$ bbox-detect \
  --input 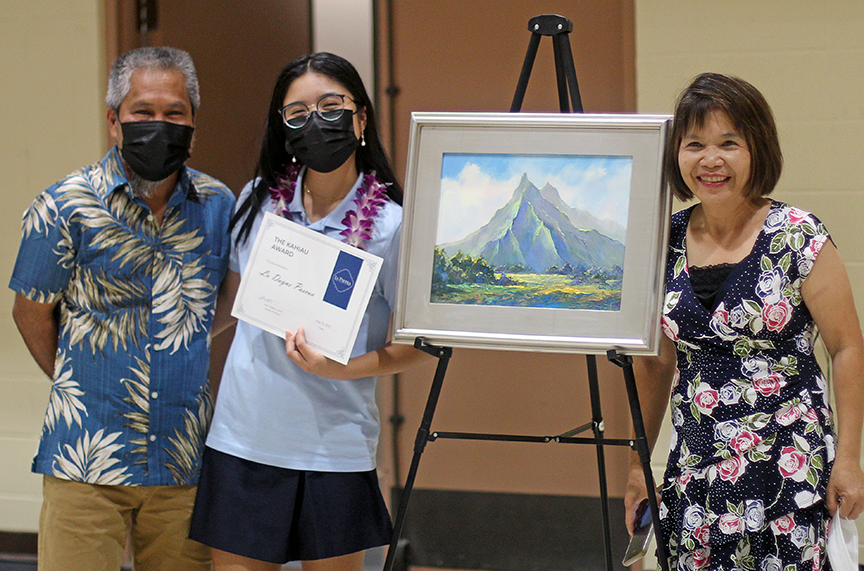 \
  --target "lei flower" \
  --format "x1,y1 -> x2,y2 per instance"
269,165 -> 389,250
